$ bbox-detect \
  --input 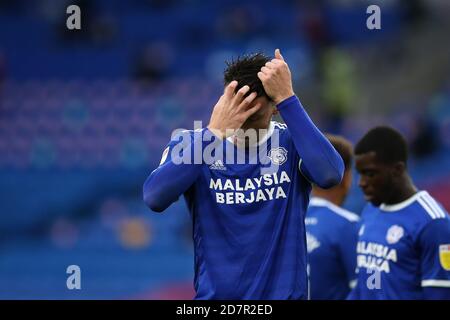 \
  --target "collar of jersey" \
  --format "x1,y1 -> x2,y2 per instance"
379,190 -> 427,212
310,197 -> 337,208
226,121 -> 275,148
310,197 -> 348,215
309,197 -> 359,222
